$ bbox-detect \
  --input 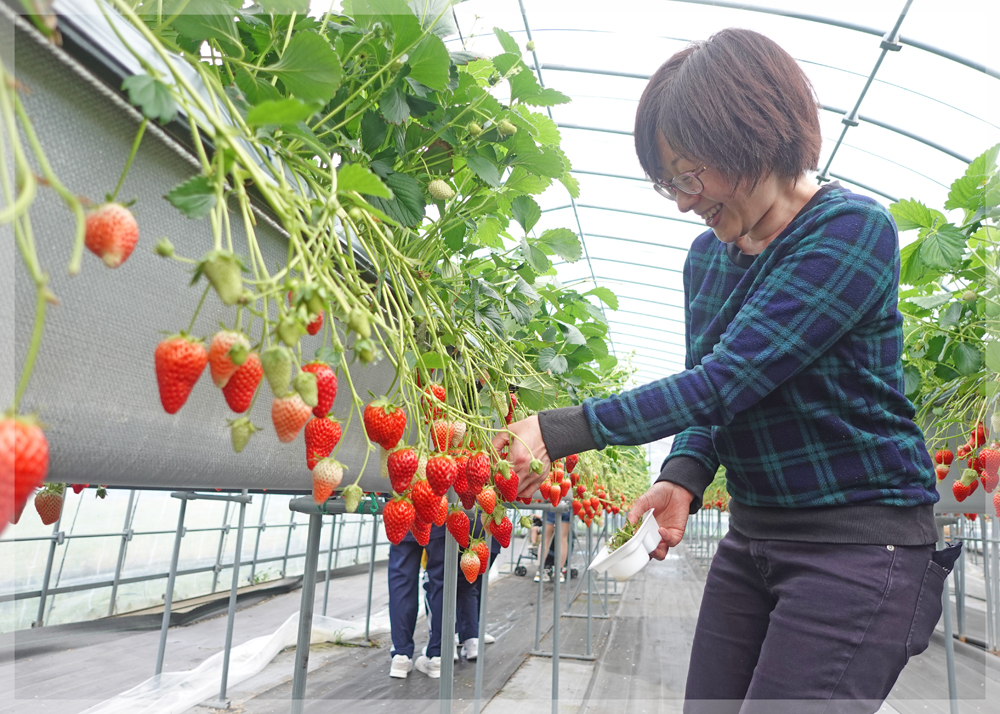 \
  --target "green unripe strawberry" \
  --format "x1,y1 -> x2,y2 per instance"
154,237 -> 175,257
348,206 -> 365,222
530,458 -> 544,474
520,515 -> 533,529
348,308 -> 372,339
497,120 -> 517,137
262,345 -> 294,396
525,40 -> 536,51
496,460 -> 511,477
962,289 -> 978,302
354,338 -> 377,364
277,315 -> 306,347
294,370 -> 319,407
229,417 -> 258,453
467,122 -> 483,138
427,179 -> 456,201
342,484 -> 363,513
198,250 -> 244,305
